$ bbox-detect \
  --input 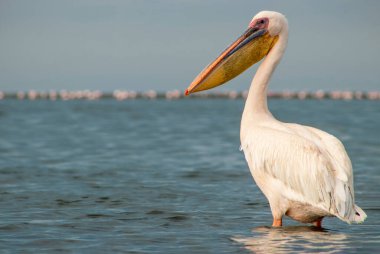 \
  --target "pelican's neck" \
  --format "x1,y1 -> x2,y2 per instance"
243,31 -> 288,122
